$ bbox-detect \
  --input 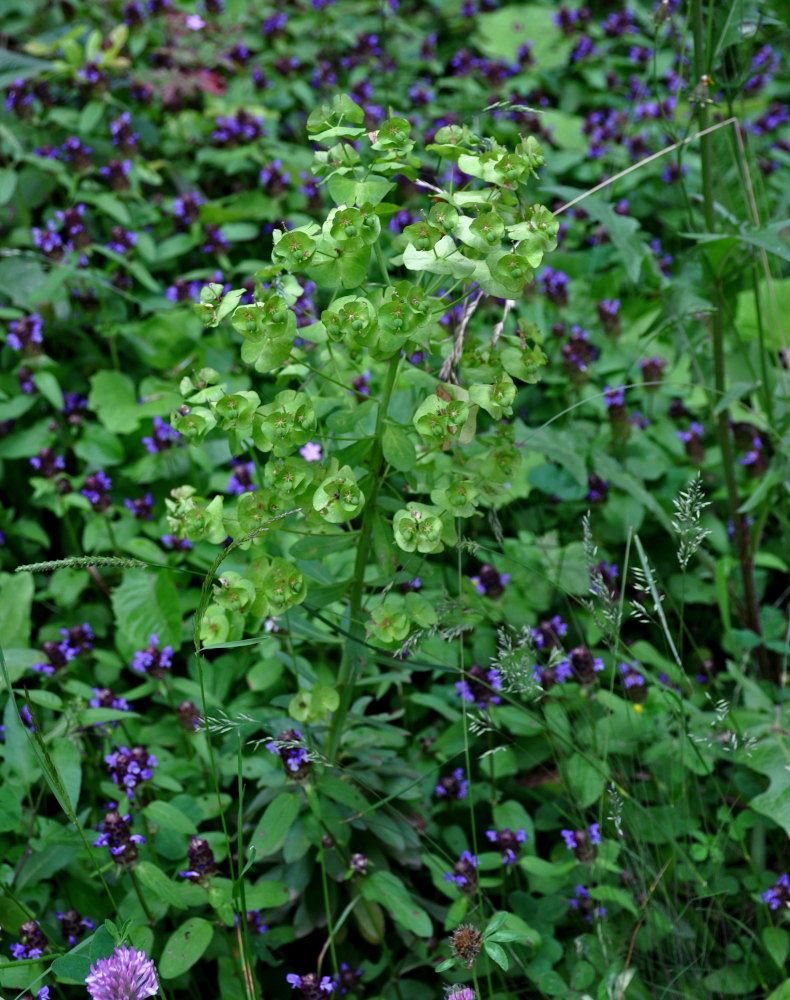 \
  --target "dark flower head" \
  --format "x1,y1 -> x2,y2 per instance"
236,909 -> 268,934
131,632 -> 173,679
7,313 -> 44,353
57,908 -> 95,946
586,473 -> 608,503
286,973 -> 337,999
569,645 -> 604,684
179,836 -> 217,883
763,874 -> 790,910
561,823 -> 600,860
32,637 -> 78,676
227,461 -> 257,494
142,416 -> 181,454
470,564 -> 510,598
450,924 -> 483,968
125,493 -> 154,520
486,827 -> 527,865
177,700 -> 201,730
93,810 -> 146,865
10,920 -> 48,960
569,884 -> 606,921
531,615 -> 567,650
266,728 -> 311,780
105,745 -> 158,799
81,470 -> 112,511
85,945 -> 159,1000
435,767 -> 468,800
456,664 -> 502,709
443,850 -> 478,892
